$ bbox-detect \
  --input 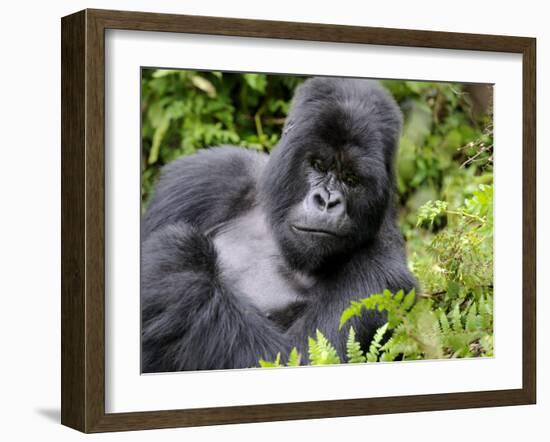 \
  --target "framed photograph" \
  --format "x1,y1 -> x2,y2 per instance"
61,9 -> 536,433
